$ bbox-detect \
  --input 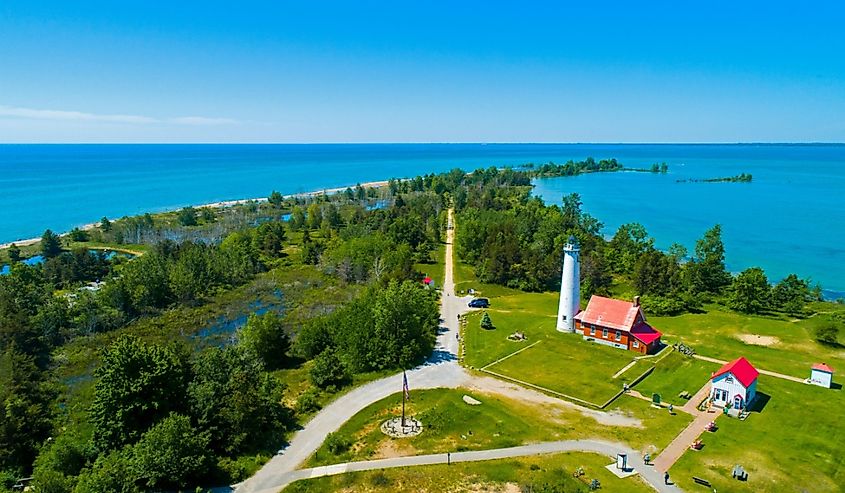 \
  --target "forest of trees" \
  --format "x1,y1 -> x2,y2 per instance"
0,182 -> 444,491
